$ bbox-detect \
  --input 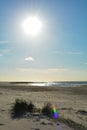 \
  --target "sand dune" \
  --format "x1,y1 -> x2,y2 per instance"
0,83 -> 87,130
